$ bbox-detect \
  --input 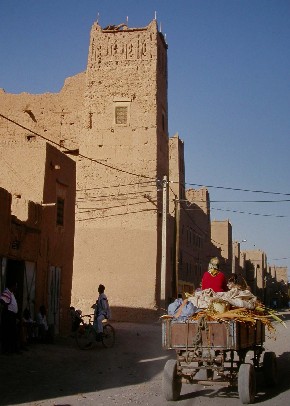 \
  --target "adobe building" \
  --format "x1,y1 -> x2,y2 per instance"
2,17 -> 274,321
210,219 -> 233,277
0,18 -> 219,319
73,19 -> 172,319
0,187 -> 11,254
266,265 -> 289,307
0,138 -> 76,334
183,188 -> 212,290
232,241 -> 246,276
0,19 -> 174,321
168,136 -> 213,295
243,249 -> 267,300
